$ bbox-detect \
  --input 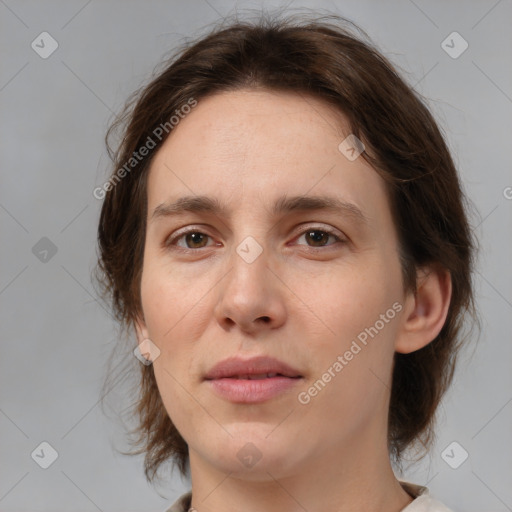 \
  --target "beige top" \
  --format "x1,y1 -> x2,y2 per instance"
163,481 -> 454,512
